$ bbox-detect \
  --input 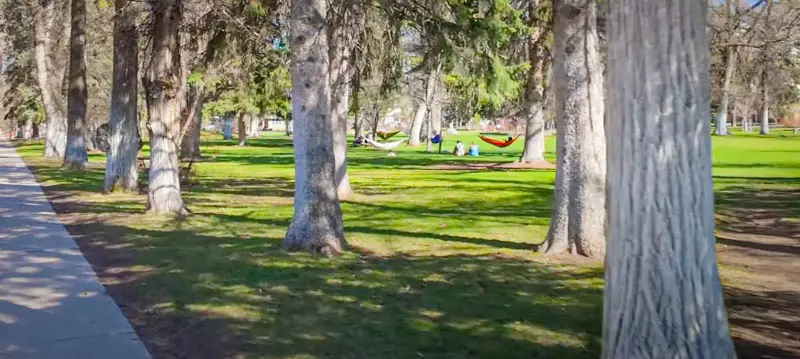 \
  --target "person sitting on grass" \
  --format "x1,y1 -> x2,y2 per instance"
453,140 -> 466,156
468,142 -> 479,156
